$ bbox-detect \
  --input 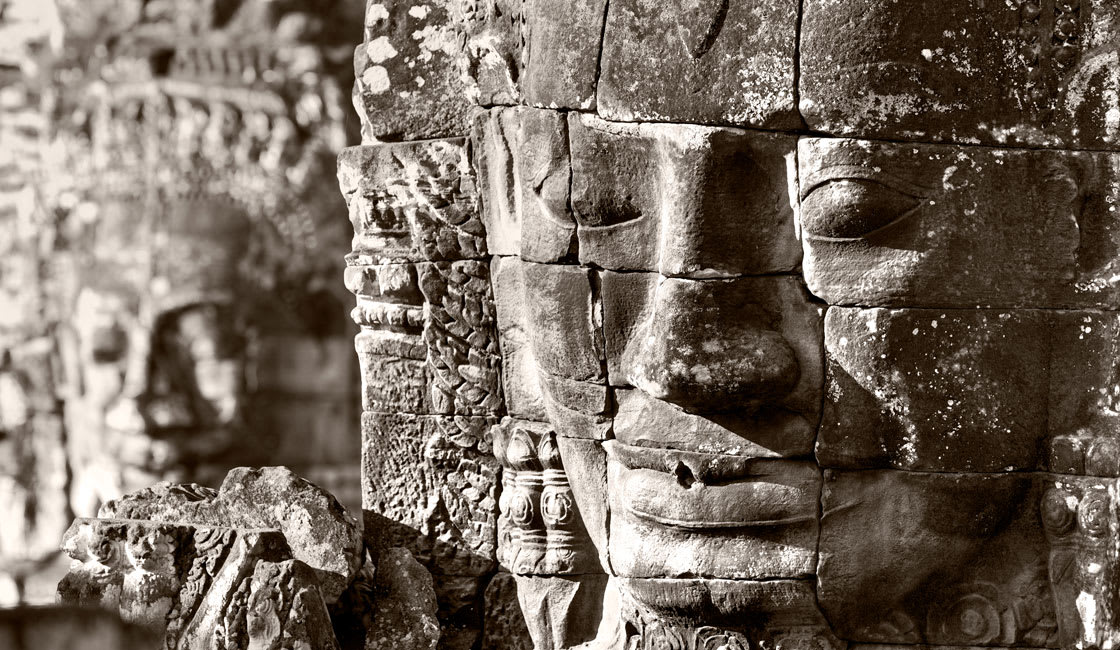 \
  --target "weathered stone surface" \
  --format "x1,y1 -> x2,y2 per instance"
1042,475 -> 1120,650
569,114 -> 801,275
520,0 -> 607,110
354,1 -> 471,141
520,262 -> 604,383
490,256 -> 547,420
59,518 -> 338,649
99,466 -> 362,605
600,273 -> 822,449
473,107 -> 576,263
607,441 -> 820,580
800,138 -> 1120,308
618,578 -> 839,650
361,412 -> 499,577
800,0 -> 1120,149
0,606 -> 159,650
597,0 -> 800,129
513,574 -> 609,650
418,261 -> 504,416
822,307 -> 1120,474
338,141 -> 486,263
818,470 -> 1055,646
493,419 -> 601,576
366,547 -> 440,650
481,572 -> 535,650
553,437 -> 610,573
